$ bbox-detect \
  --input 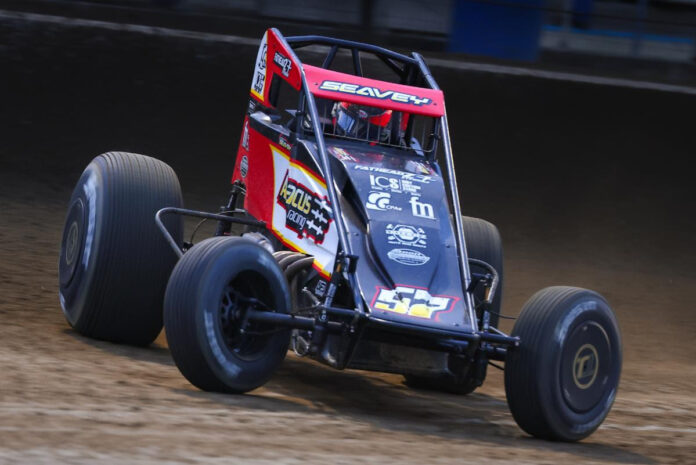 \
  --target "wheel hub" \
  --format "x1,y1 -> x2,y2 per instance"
59,199 -> 85,287
561,321 -> 612,413
219,284 -> 274,362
